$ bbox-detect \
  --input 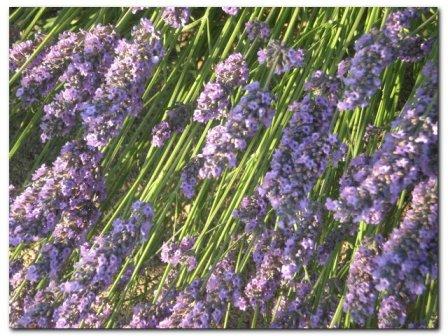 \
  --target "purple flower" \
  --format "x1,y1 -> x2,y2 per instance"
9,32 -> 45,72
215,53 -> 249,88
338,8 -> 431,111
257,40 -> 305,74
378,295 -> 407,328
193,82 -> 229,122
222,7 -> 239,16
344,236 -> 383,326
193,53 -> 248,123
81,19 -> 164,148
9,140 -> 105,247
161,236 -> 197,271
162,7 -> 190,28
327,61 -> 438,225
188,82 -> 275,194
245,20 -> 271,41
17,31 -> 84,105
373,177 -> 438,297
53,201 -> 153,328
40,25 -> 118,142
